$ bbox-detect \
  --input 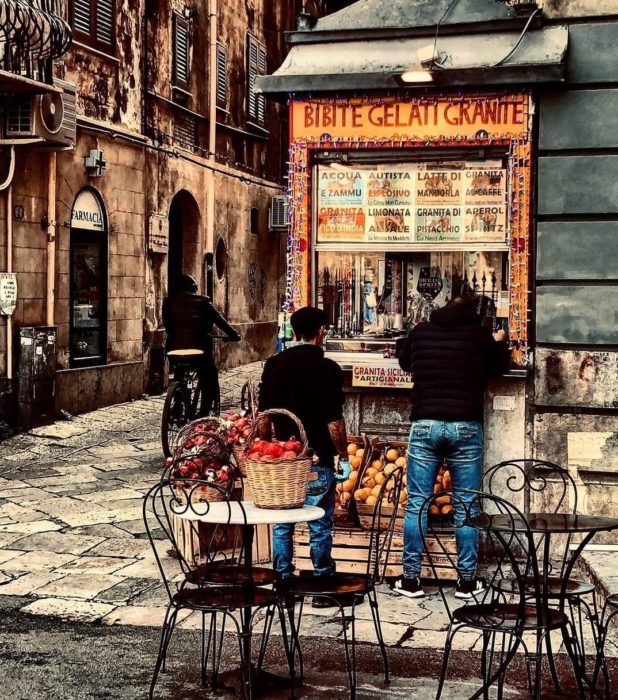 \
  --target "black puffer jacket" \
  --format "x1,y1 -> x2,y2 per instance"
398,303 -> 510,422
